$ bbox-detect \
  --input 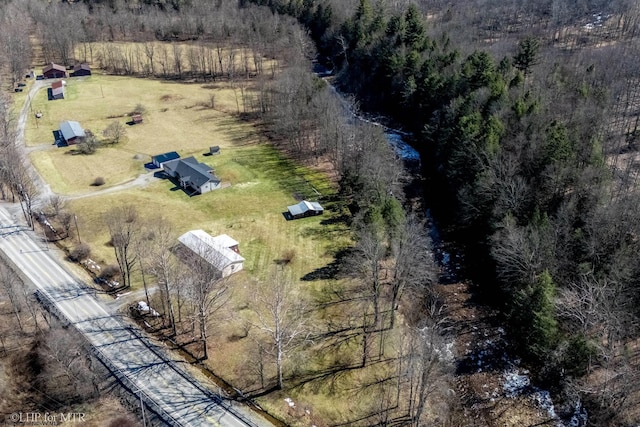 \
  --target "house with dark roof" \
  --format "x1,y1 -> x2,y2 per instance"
42,63 -> 67,79
51,81 -> 65,100
151,151 -> 180,168
71,63 -> 91,77
287,200 -> 324,219
178,230 -> 245,277
163,156 -> 221,195
58,121 -> 85,145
